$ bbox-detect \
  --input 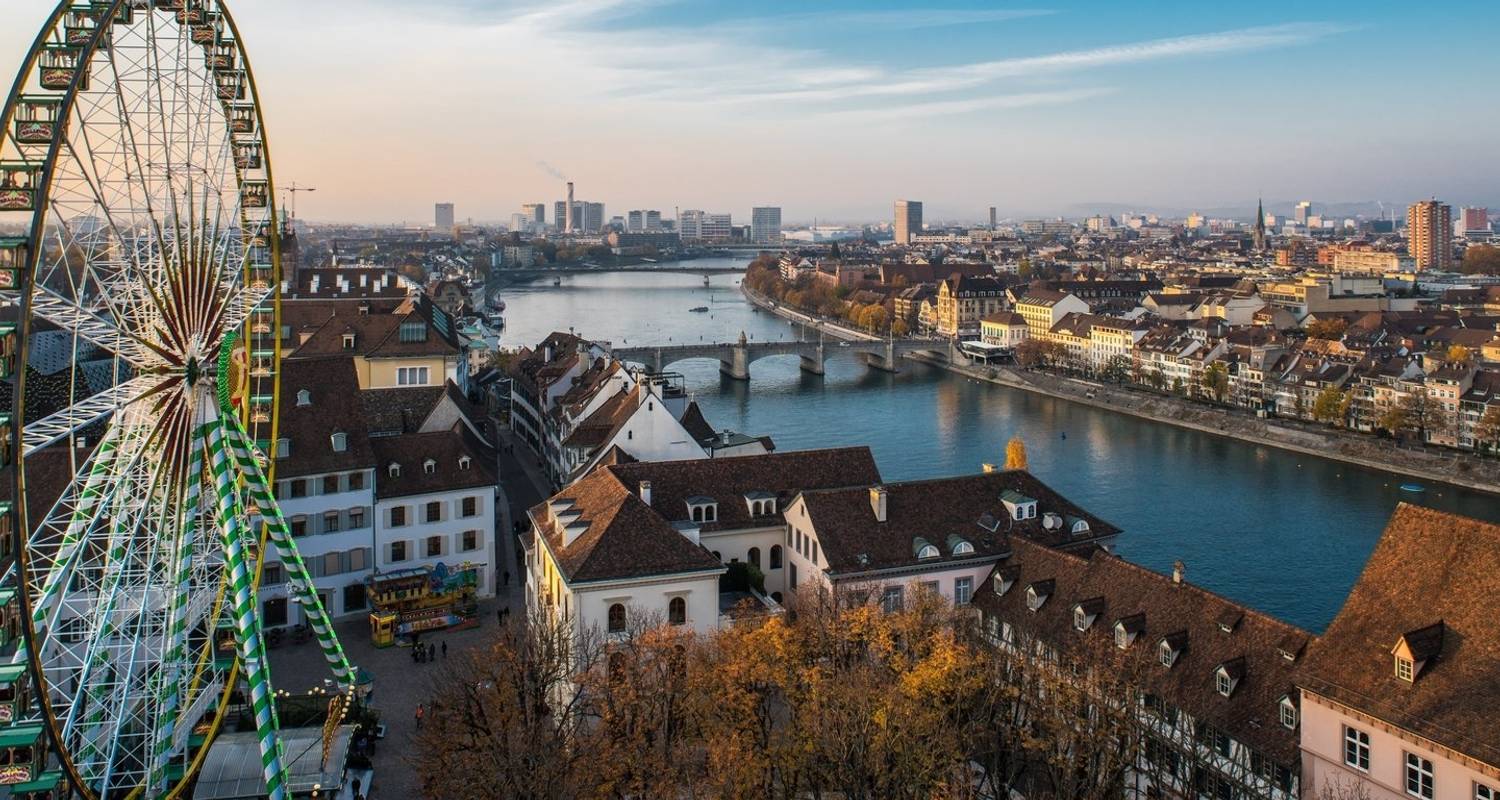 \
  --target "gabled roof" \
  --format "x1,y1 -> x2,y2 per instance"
277,359 -> 376,478
974,537 -> 1310,765
1300,504 -> 1500,767
369,427 -> 494,499
796,470 -> 1120,575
